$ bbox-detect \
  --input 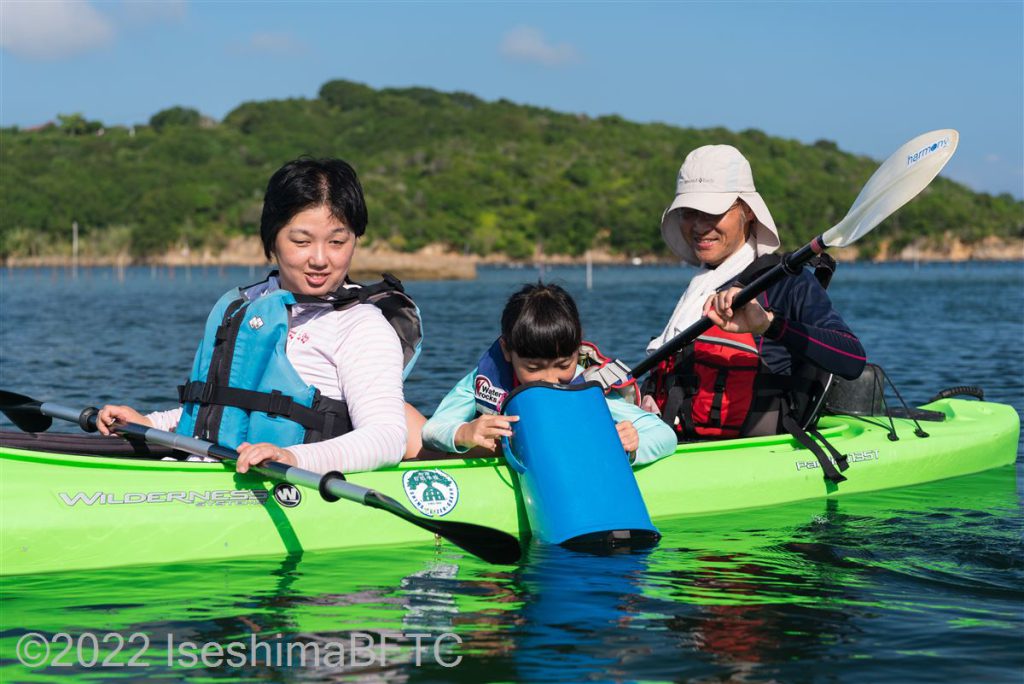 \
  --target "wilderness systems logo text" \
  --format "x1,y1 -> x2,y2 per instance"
58,489 -> 270,507
906,137 -> 951,167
